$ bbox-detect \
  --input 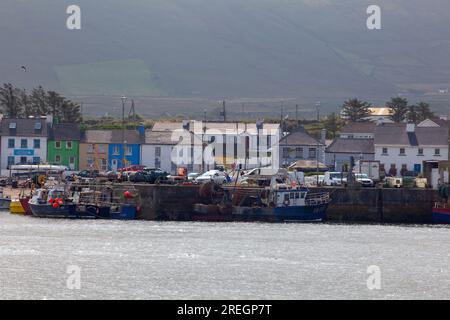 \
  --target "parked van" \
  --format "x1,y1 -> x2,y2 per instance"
323,172 -> 347,186
385,177 -> 403,188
